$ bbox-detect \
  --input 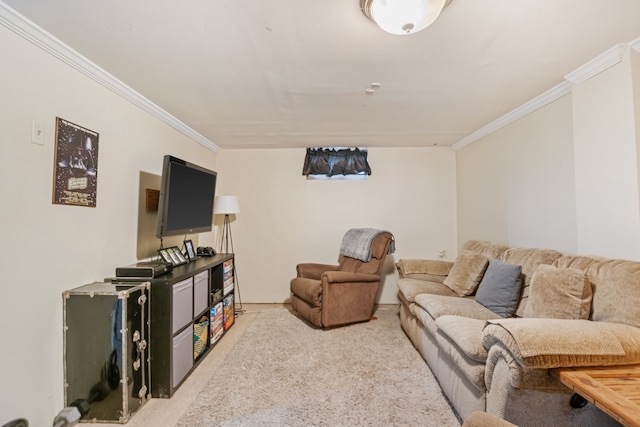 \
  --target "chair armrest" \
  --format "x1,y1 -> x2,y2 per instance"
396,259 -> 454,282
296,263 -> 340,279
482,318 -> 640,369
323,271 -> 379,284
320,272 -> 381,328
